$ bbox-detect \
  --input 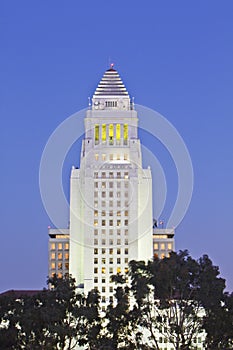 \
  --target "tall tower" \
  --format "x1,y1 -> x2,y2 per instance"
69,66 -> 153,304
